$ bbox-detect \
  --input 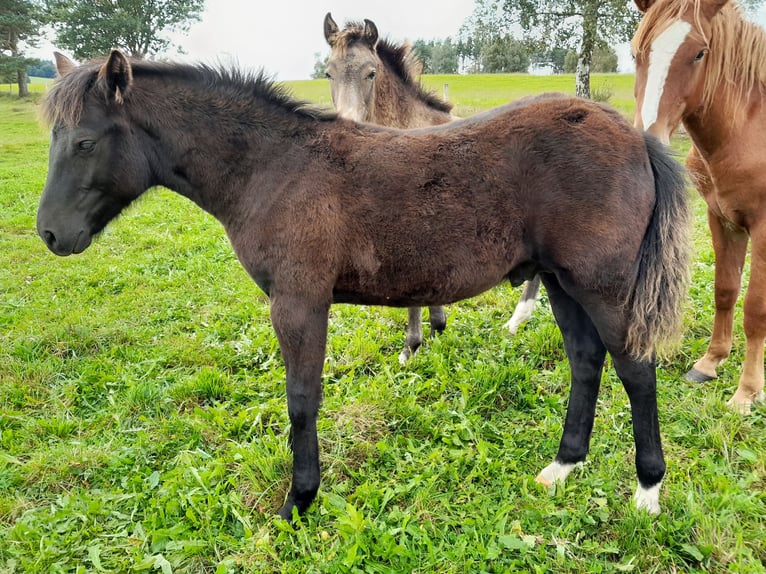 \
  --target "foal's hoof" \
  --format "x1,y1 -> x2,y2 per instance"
633,483 -> 661,515
535,461 -> 577,488
685,368 -> 715,383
